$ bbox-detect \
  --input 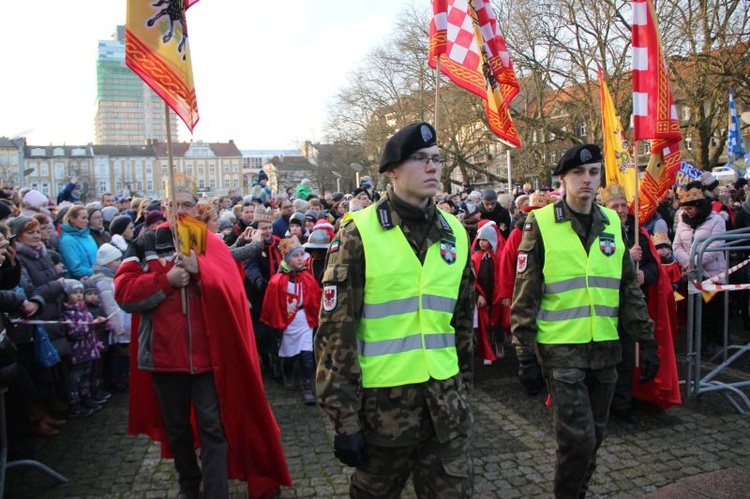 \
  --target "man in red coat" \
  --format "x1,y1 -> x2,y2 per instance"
115,177 -> 290,499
